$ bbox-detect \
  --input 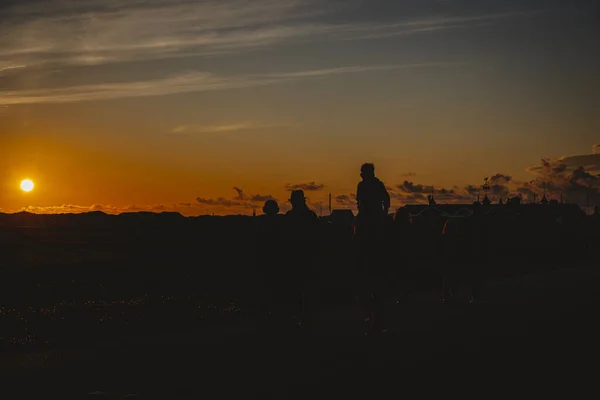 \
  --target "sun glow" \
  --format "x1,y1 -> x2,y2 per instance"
20,179 -> 34,192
